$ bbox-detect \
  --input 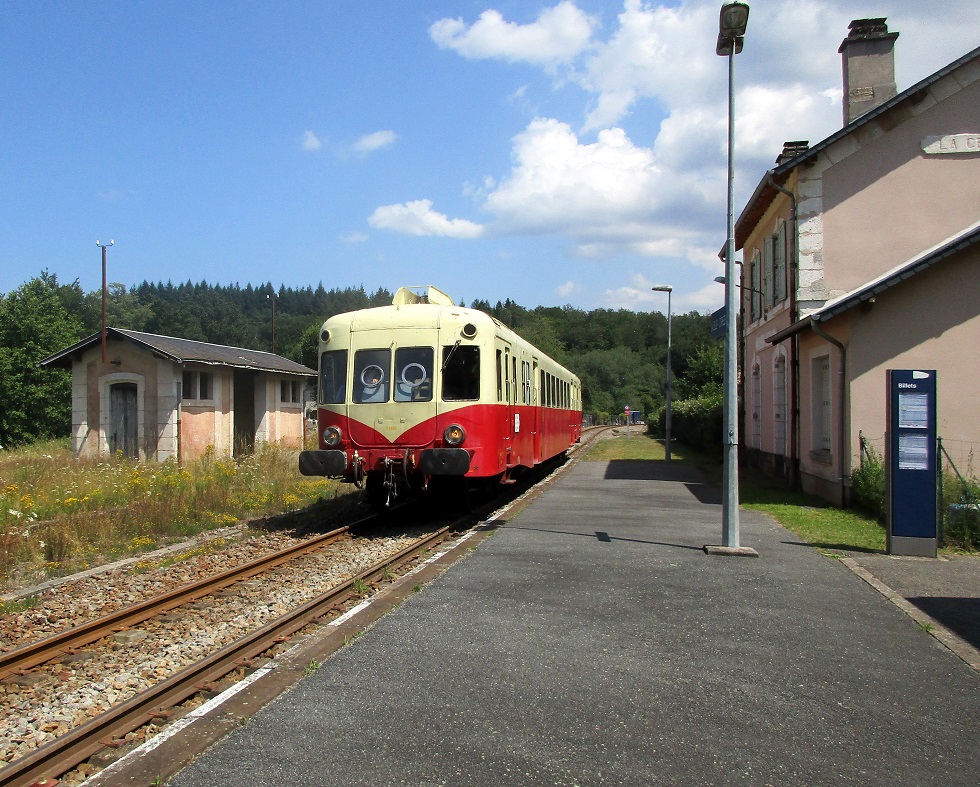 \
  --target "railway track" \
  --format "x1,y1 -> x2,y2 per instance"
0,523 -> 456,787
0,524 -> 355,682
0,426 -> 613,787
